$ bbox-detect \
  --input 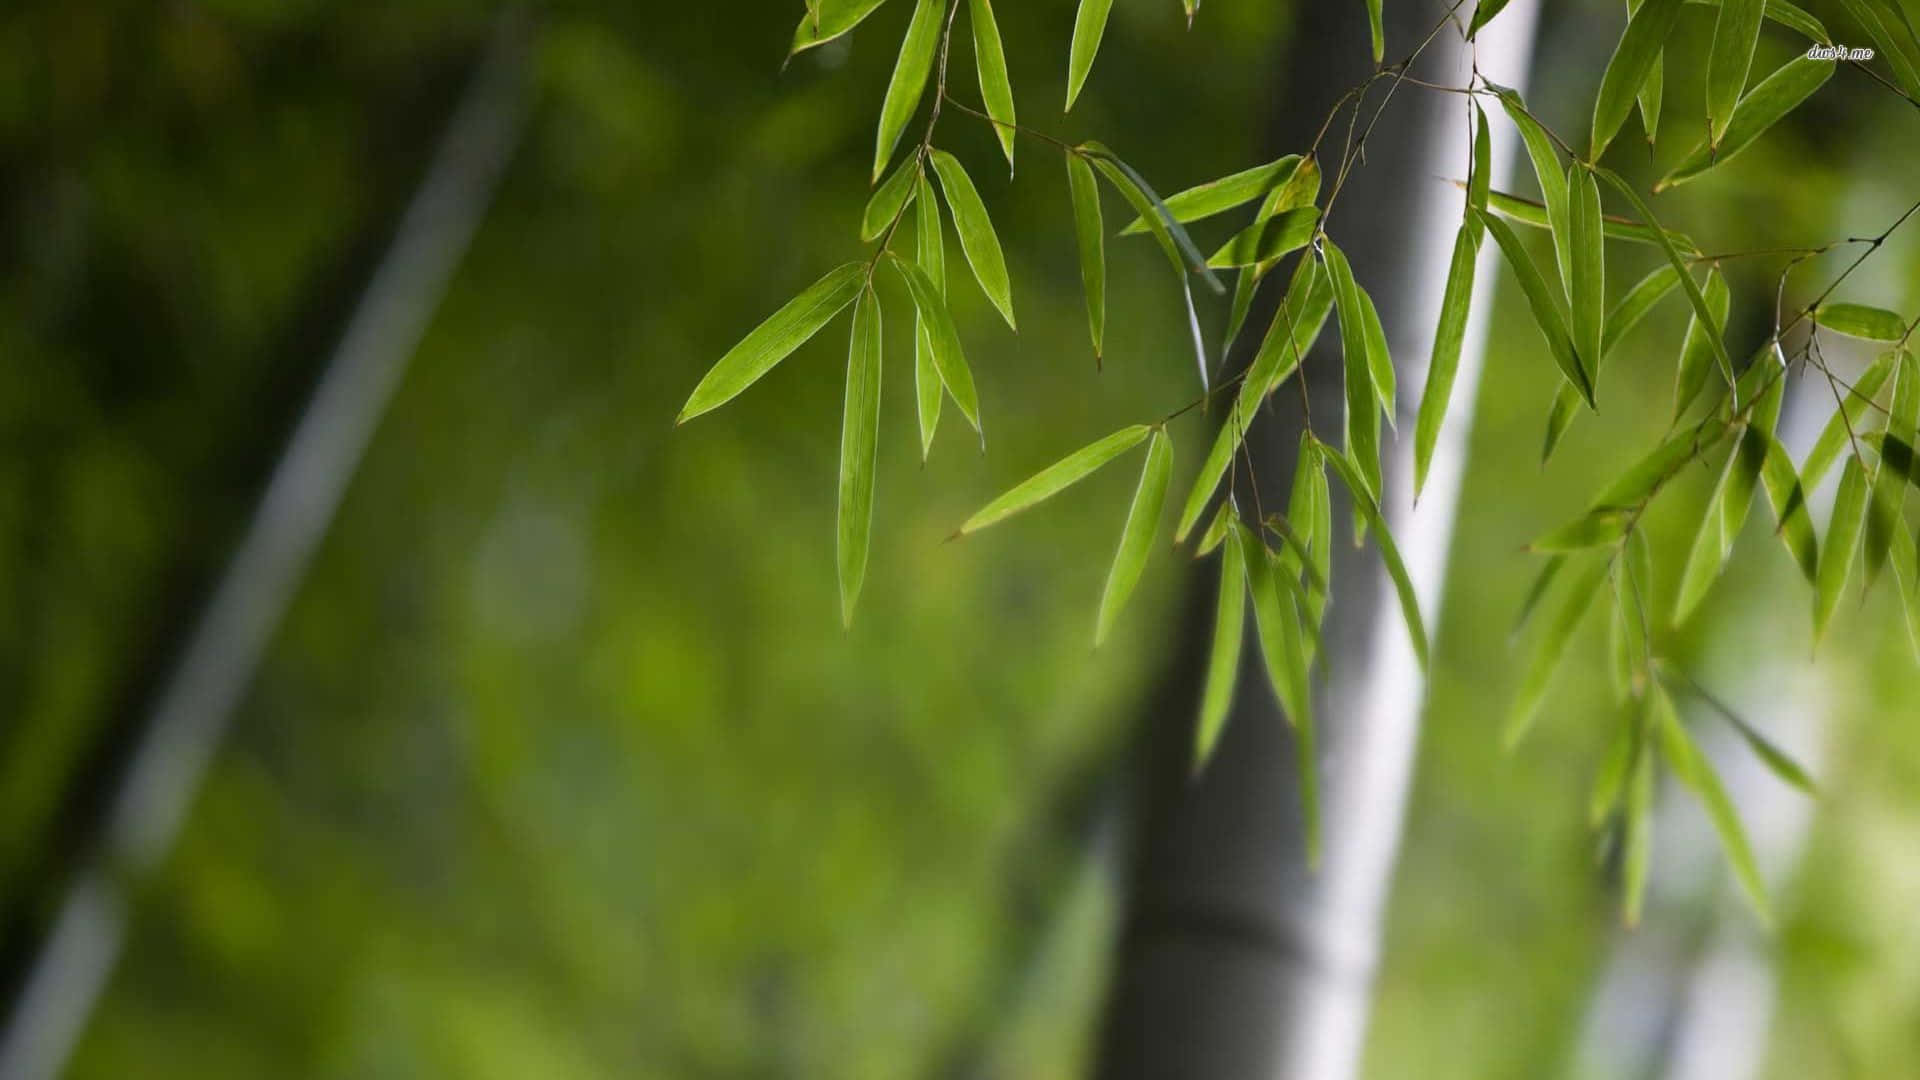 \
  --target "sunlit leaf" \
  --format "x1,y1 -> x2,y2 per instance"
959,425 -> 1152,533
1758,430 -> 1820,581
1592,0 -> 1685,159
1121,155 -> 1303,234
1359,283 -> 1395,430
1567,164 -> 1606,388
1096,430 -> 1172,645
839,287 -> 884,625
1066,0 -> 1116,111
1651,682 -> 1771,924
1674,427 -> 1767,623
873,0 -> 945,183
1195,527 -> 1248,771
1477,208 -> 1593,406
1656,56 -> 1833,189
1067,153 -> 1106,361
1207,207 -> 1321,268
1816,301 -> 1908,342
791,0 -> 891,54
1707,0 -> 1764,145
969,0 -> 1017,171
1084,145 -> 1225,291
863,156 -> 921,241
1324,241 -> 1384,502
929,149 -> 1018,330
1672,268 -> 1730,420
680,262 -> 866,423
1814,454 -> 1869,643
890,254 -> 982,434
1507,555 -> 1610,747
1195,500 -> 1234,557
1417,223 -> 1479,496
